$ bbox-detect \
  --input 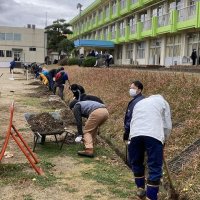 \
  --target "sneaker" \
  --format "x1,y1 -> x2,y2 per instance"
136,188 -> 146,200
75,135 -> 83,143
